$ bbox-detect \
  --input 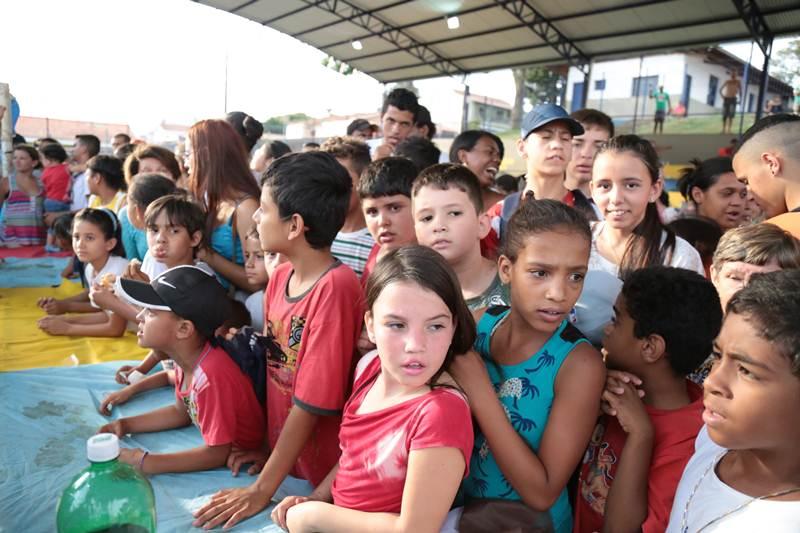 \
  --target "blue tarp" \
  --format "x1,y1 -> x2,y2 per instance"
0,256 -> 71,288
0,362 -> 307,532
